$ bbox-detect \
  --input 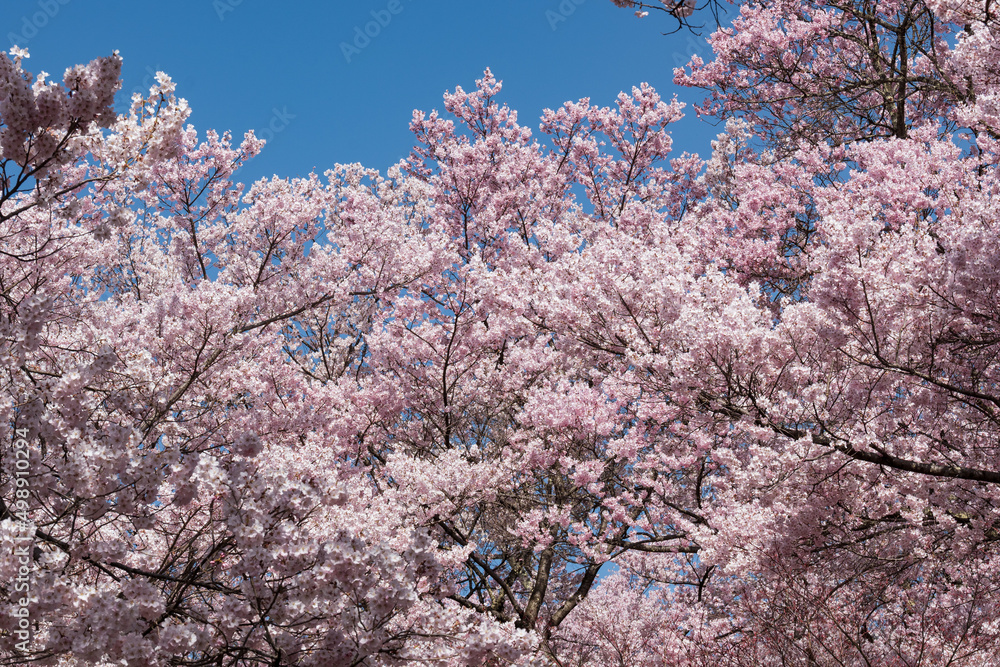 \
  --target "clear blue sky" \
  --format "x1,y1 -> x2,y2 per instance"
5,0 -> 726,185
